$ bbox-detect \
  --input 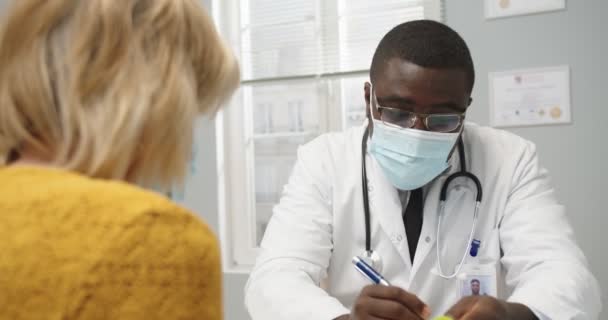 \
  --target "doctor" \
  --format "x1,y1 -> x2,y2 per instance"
245,20 -> 601,320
